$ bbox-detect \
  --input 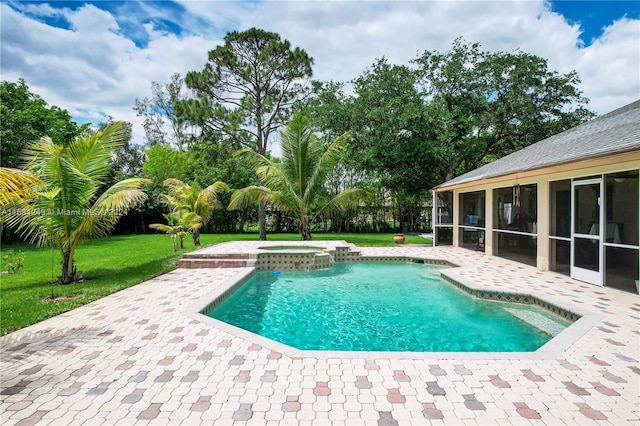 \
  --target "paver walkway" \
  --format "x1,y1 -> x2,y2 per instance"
1,243 -> 638,425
